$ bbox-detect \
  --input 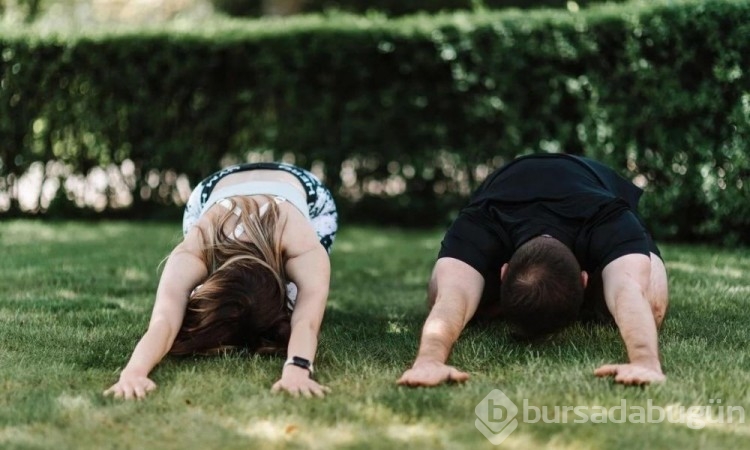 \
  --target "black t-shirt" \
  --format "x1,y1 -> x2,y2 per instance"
438,153 -> 659,302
